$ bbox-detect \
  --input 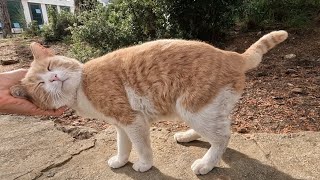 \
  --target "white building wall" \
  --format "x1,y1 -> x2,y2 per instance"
21,0 -> 74,26
21,0 -> 32,25
40,3 -> 48,24
99,0 -> 109,6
